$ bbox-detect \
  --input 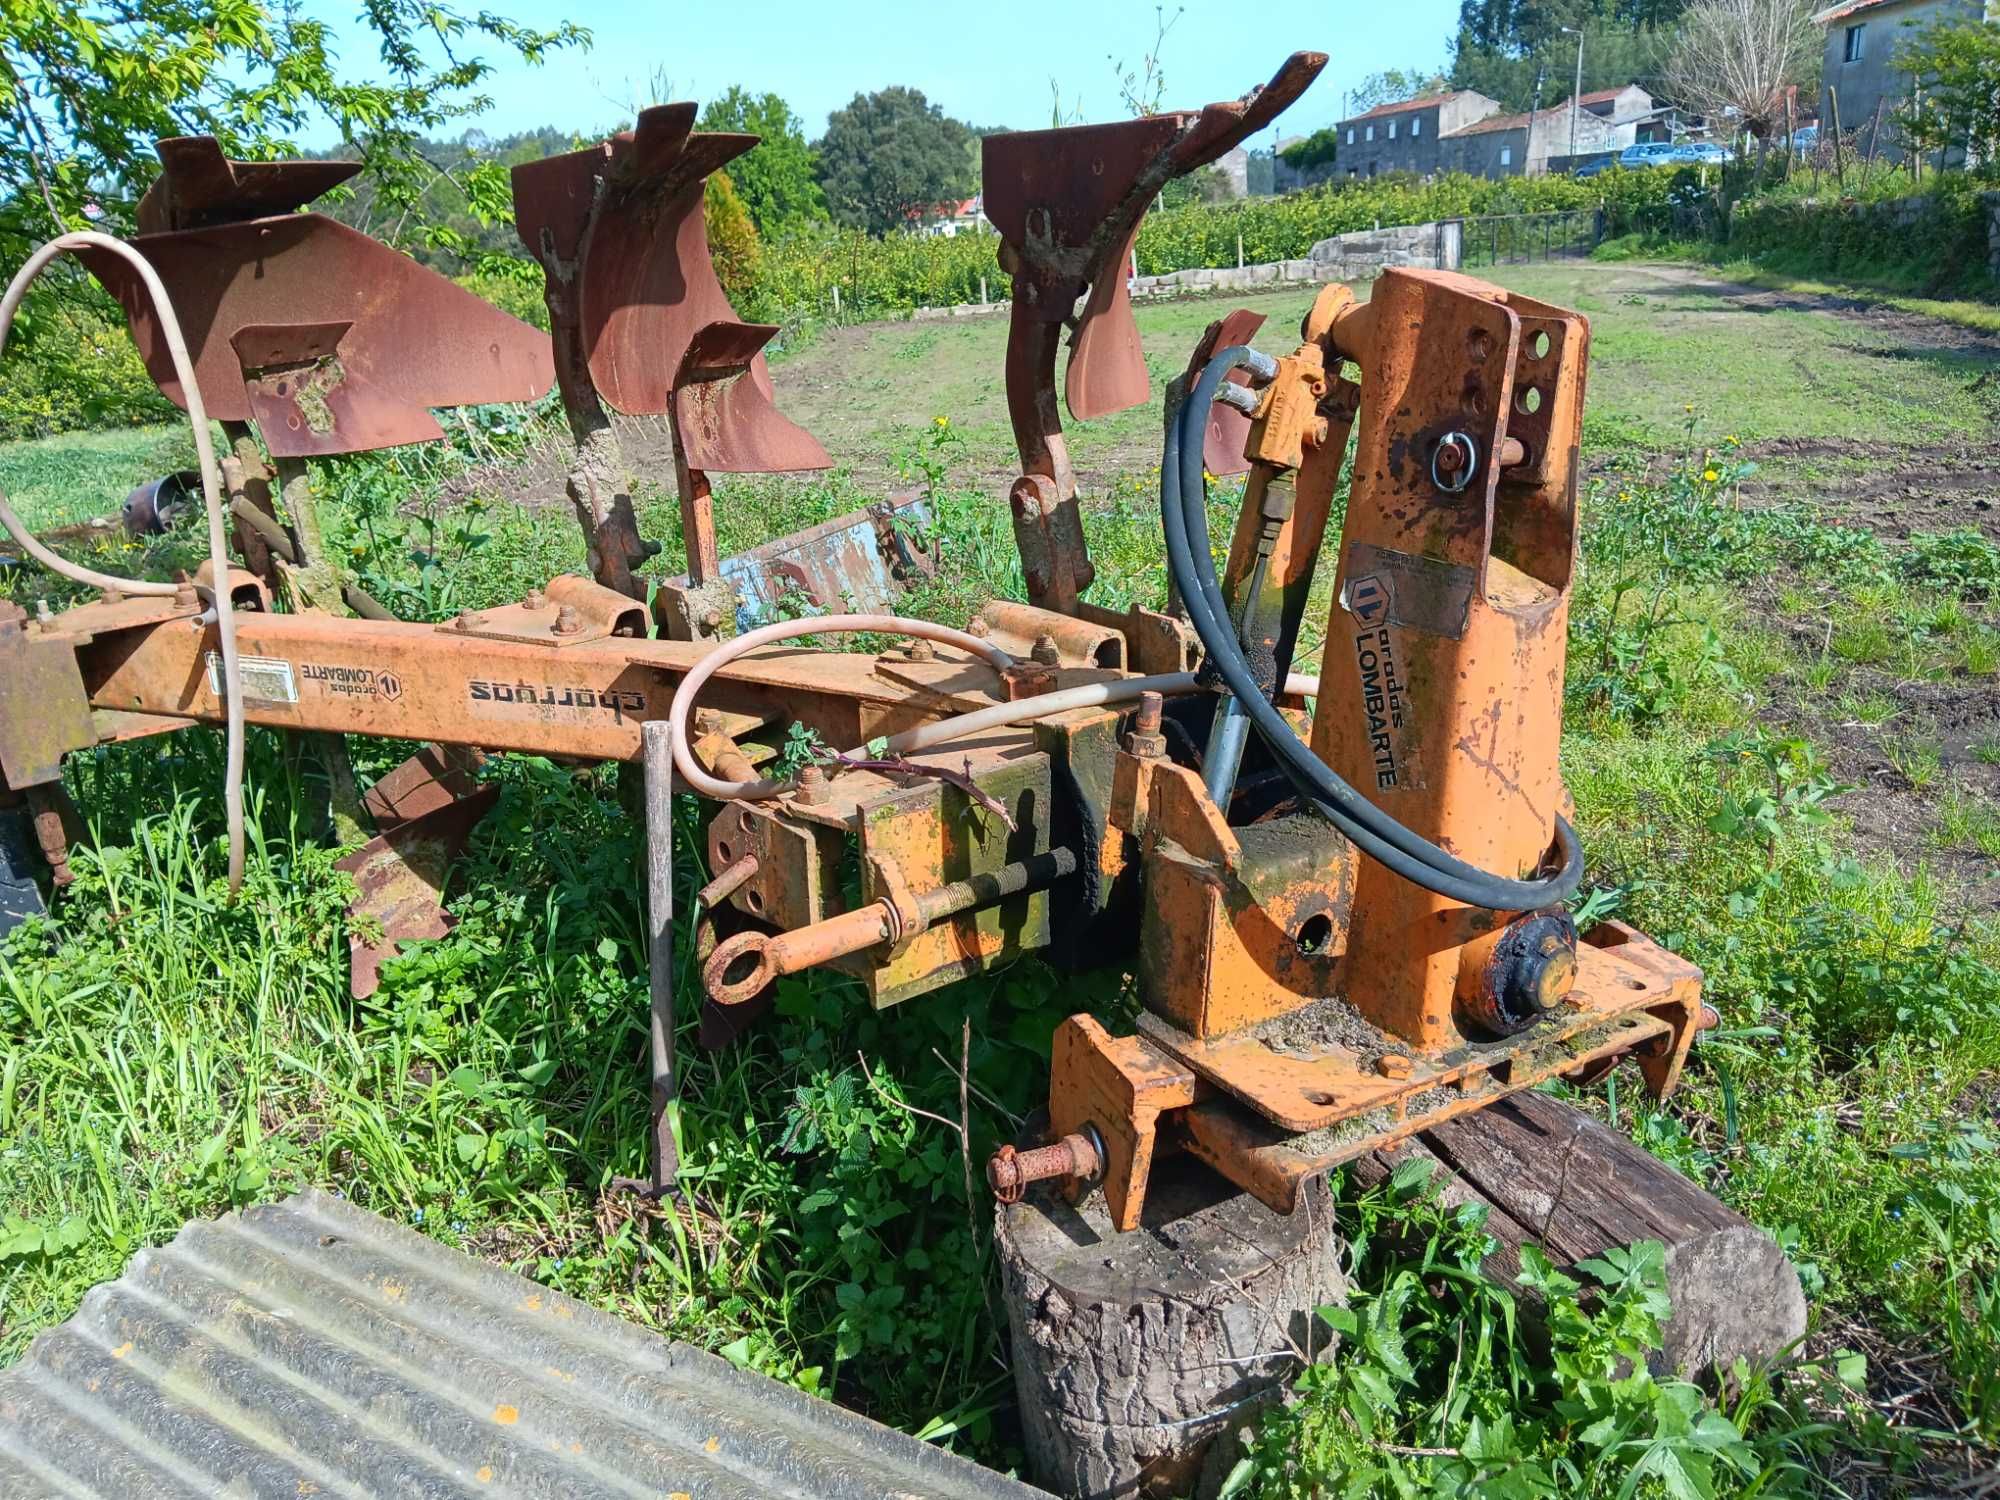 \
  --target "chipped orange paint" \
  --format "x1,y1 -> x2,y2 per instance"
492,1404 -> 520,1425
110,1342 -> 132,1359
476,1466 -> 494,1483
